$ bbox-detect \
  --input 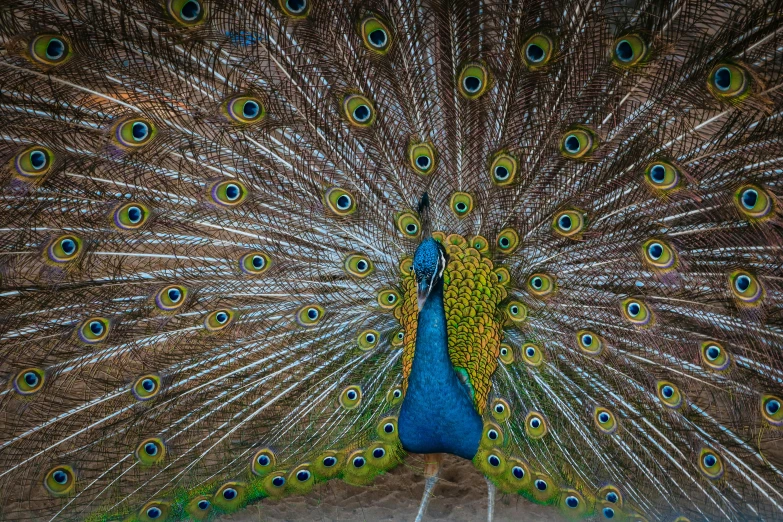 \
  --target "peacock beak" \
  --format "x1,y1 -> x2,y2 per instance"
417,280 -> 431,311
